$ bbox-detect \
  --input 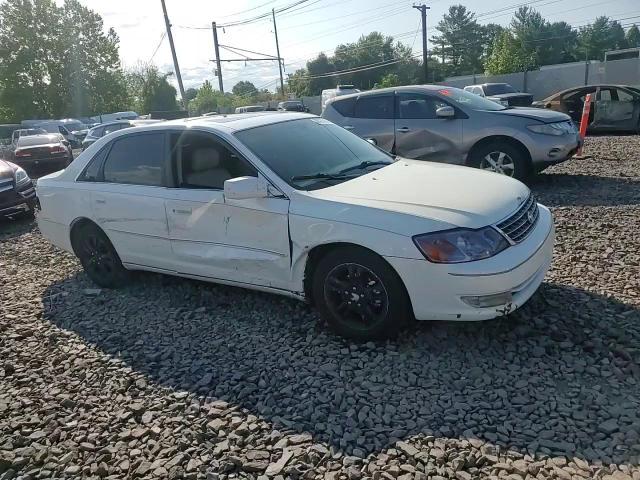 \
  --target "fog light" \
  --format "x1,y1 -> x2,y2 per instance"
548,148 -> 562,158
461,292 -> 513,308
